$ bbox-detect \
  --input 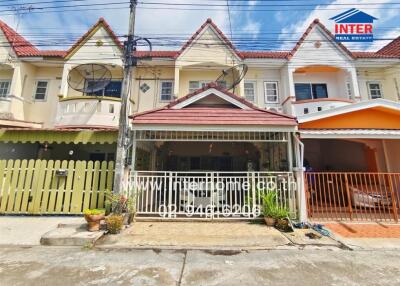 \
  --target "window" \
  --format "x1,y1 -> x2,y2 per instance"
0,80 -> 10,97
367,82 -> 382,99
34,80 -> 49,101
160,81 -> 174,101
294,83 -> 328,101
264,81 -> 279,103
244,81 -> 256,102
85,80 -> 122,98
188,80 -> 226,93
